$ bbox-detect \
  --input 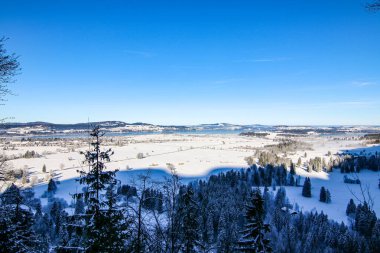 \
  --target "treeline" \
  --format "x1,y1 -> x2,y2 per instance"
239,132 -> 269,137
1,128 -> 379,252
361,134 -> 380,144
1,169 -> 380,252
337,154 -> 380,173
